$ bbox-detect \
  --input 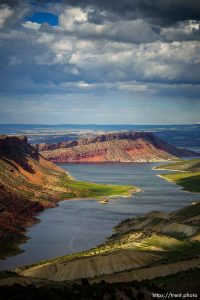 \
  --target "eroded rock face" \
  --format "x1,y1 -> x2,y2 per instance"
0,135 -> 68,258
37,132 -> 198,163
